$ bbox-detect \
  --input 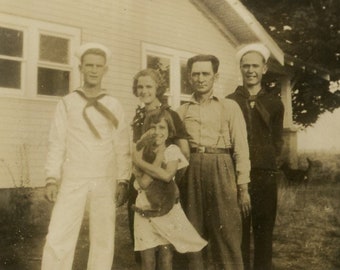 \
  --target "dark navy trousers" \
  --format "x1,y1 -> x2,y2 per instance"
242,169 -> 278,270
